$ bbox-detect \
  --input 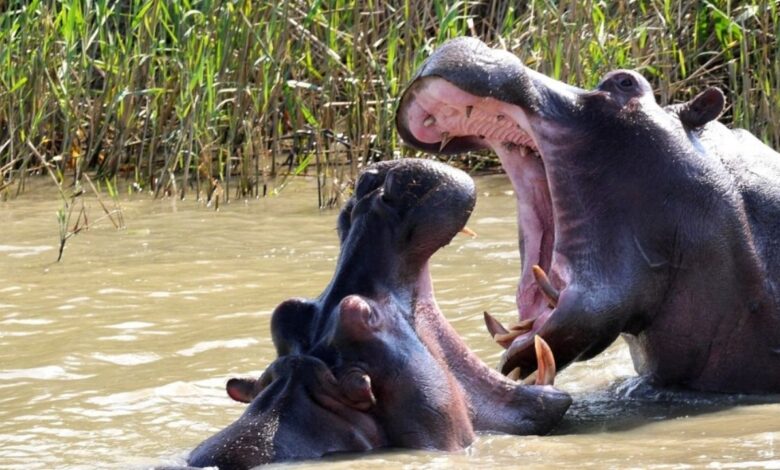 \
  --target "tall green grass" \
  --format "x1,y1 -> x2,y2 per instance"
1,1 -> 778,206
